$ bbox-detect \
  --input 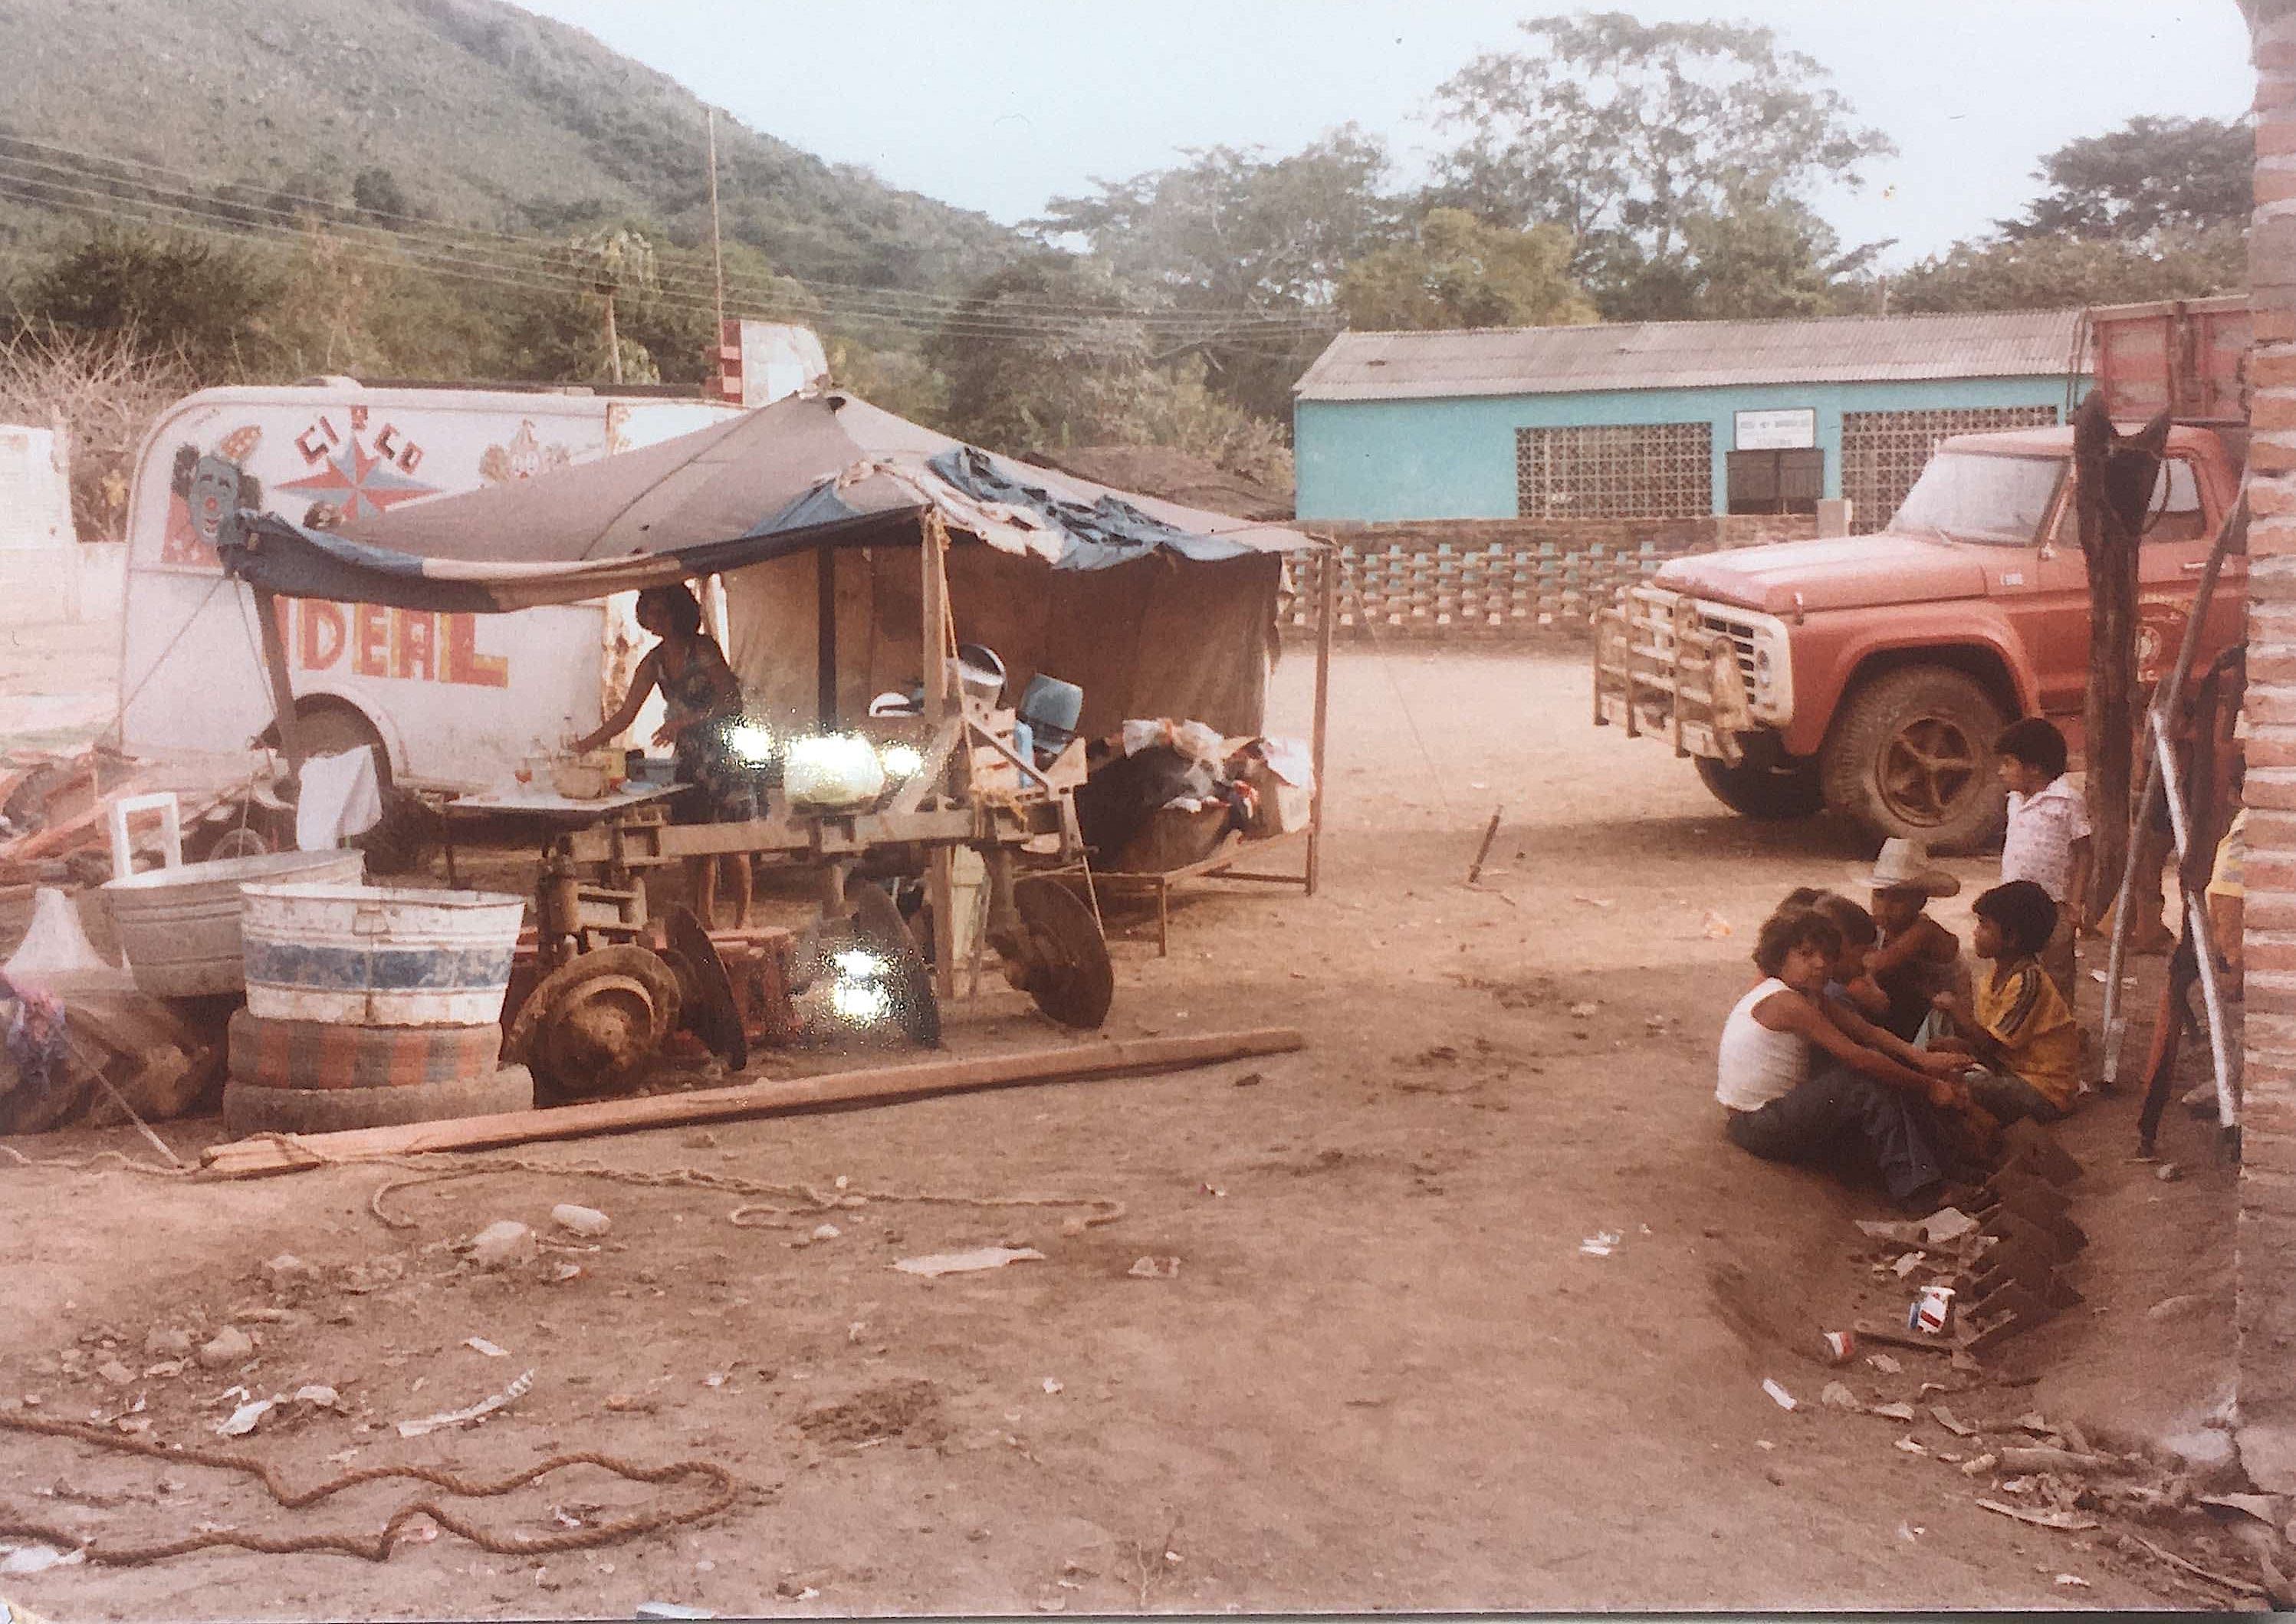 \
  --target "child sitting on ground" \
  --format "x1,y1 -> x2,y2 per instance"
1852,840 -> 1965,1041
1928,879 -> 2080,1126
1995,718 -> 2091,1007
1718,906 -> 1967,1210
